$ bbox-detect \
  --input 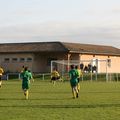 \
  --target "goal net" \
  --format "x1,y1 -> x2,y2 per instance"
51,59 -> 112,81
